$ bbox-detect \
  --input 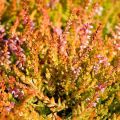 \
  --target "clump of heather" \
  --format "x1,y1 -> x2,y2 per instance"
0,0 -> 120,119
